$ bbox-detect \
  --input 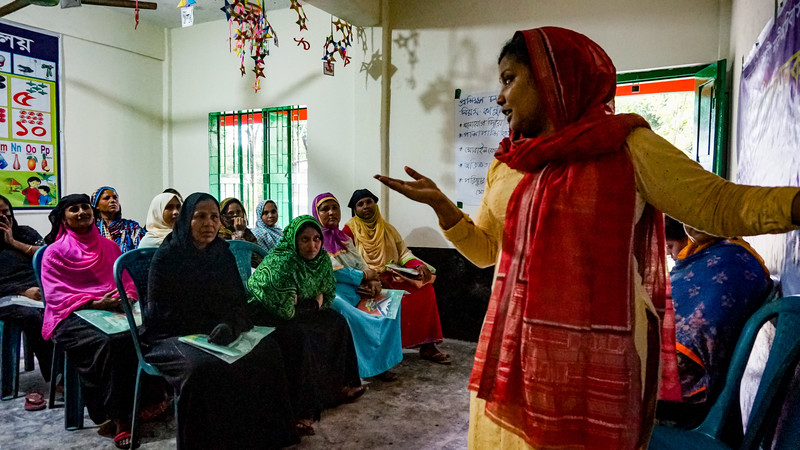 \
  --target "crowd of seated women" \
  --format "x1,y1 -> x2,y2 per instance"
1,184 -> 451,449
